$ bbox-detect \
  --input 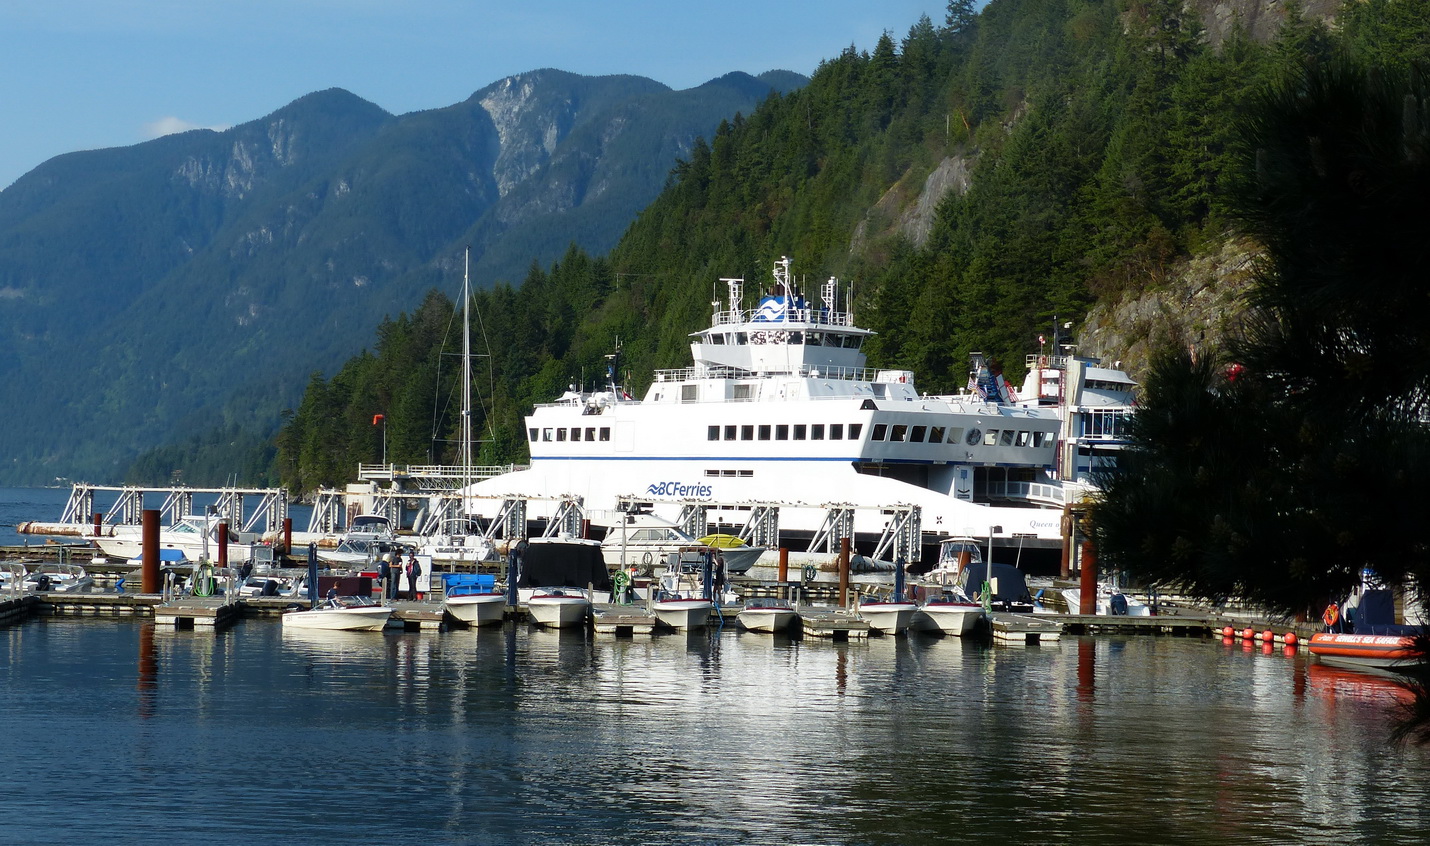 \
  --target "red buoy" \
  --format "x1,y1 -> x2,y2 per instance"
1284,632 -> 1298,646
1222,626 -> 1234,637
1241,627 -> 1255,640
1261,630 -> 1274,643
